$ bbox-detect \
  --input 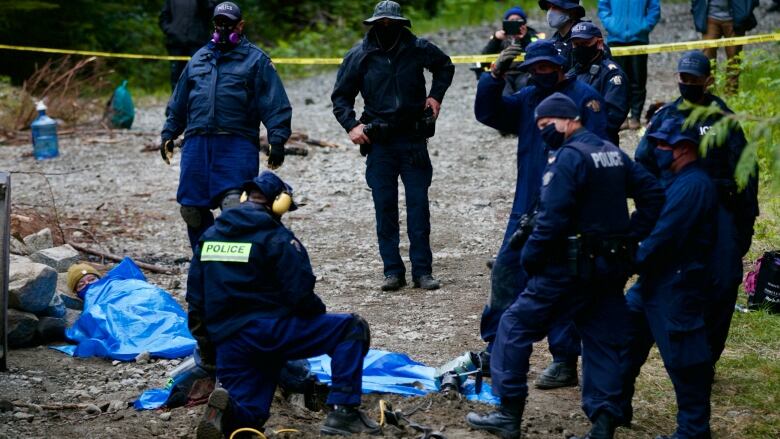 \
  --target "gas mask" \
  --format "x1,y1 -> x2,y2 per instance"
547,9 -> 570,30
212,22 -> 241,49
